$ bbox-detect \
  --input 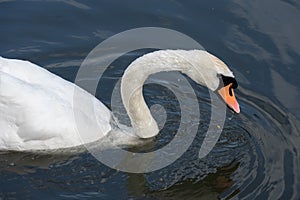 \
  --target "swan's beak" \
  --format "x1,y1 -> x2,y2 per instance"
218,83 -> 240,113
